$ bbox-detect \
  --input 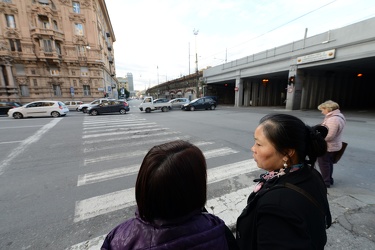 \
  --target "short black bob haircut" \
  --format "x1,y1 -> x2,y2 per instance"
135,140 -> 207,222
